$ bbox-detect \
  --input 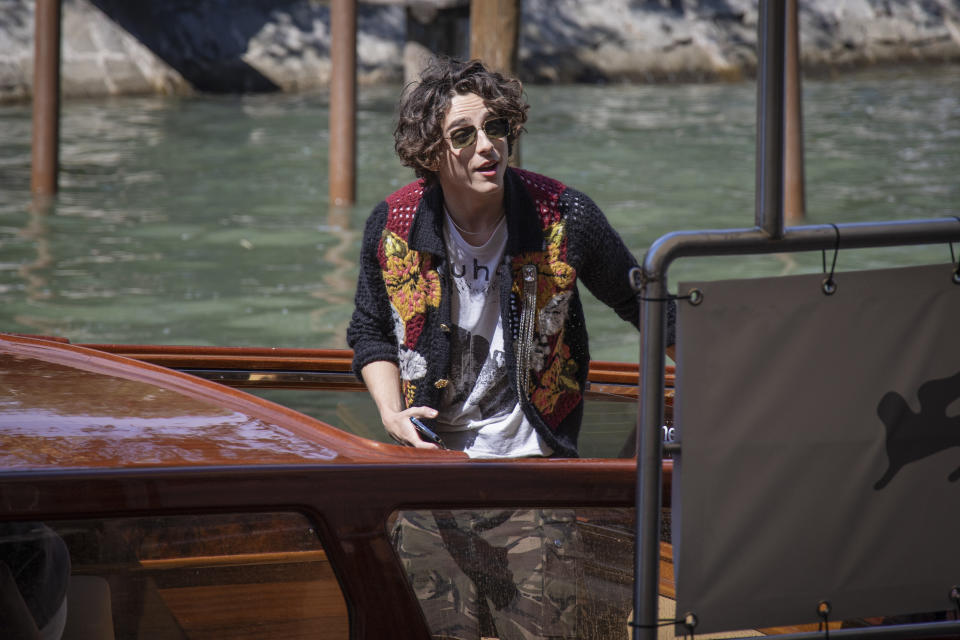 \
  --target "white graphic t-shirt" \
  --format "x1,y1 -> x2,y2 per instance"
435,211 -> 553,458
